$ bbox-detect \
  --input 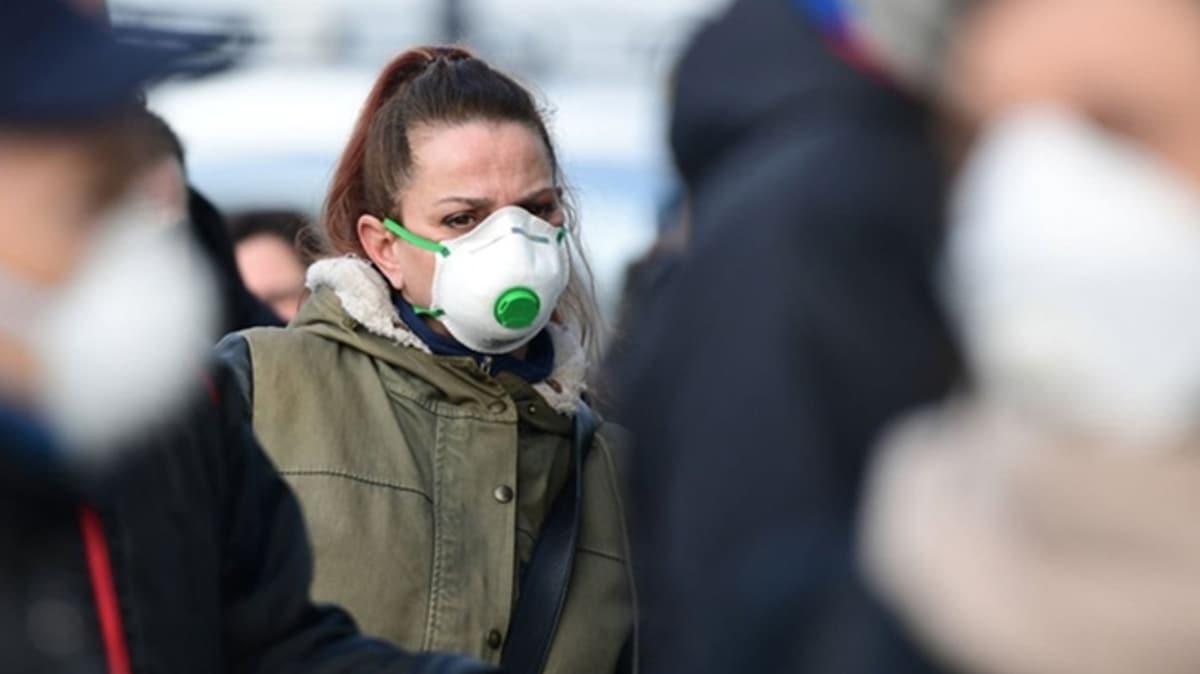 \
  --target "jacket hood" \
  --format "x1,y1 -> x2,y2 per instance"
296,256 -> 588,415
670,0 -> 905,193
